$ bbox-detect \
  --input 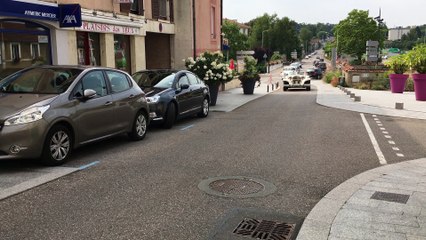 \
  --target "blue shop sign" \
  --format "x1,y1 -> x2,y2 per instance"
1,1 -> 82,28
59,4 -> 82,28
1,0 -> 59,21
